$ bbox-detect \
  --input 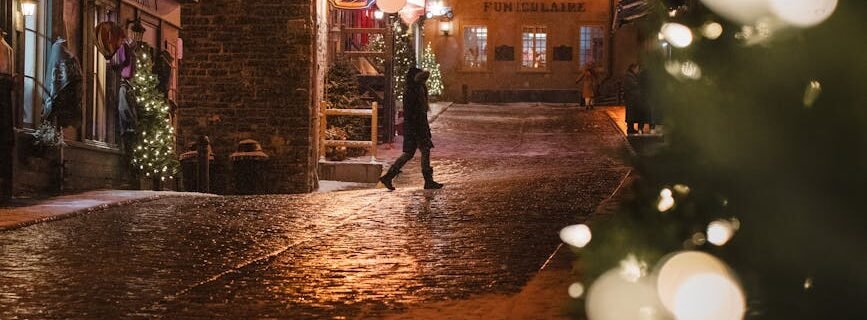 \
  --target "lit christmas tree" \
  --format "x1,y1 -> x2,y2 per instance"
421,42 -> 444,97
130,46 -> 177,182
391,19 -> 415,103
364,20 -> 417,103
566,1 -> 867,319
